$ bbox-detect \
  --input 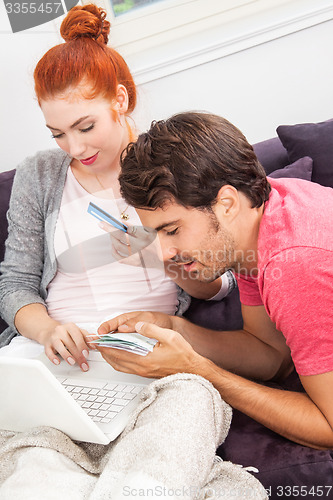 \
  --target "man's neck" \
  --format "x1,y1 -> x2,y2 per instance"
236,201 -> 265,275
